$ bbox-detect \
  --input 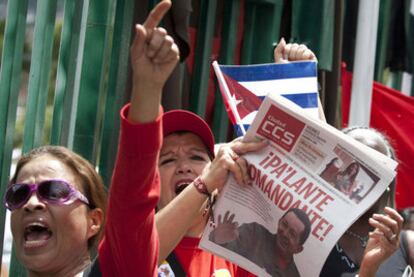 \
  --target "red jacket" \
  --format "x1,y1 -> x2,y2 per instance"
99,104 -> 162,276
